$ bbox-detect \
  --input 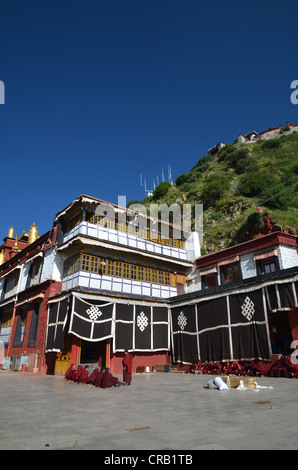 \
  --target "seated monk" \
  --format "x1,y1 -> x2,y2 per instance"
101,368 -> 120,388
87,367 -> 100,385
94,367 -> 105,387
189,362 -> 203,374
215,362 -> 222,375
222,361 -> 233,375
268,357 -> 288,378
189,363 -> 197,374
78,365 -> 89,384
209,361 -> 218,374
255,361 -> 268,376
202,362 -> 211,374
232,361 -> 245,376
239,362 -> 249,376
65,363 -> 76,381
283,355 -> 298,378
73,365 -> 83,383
